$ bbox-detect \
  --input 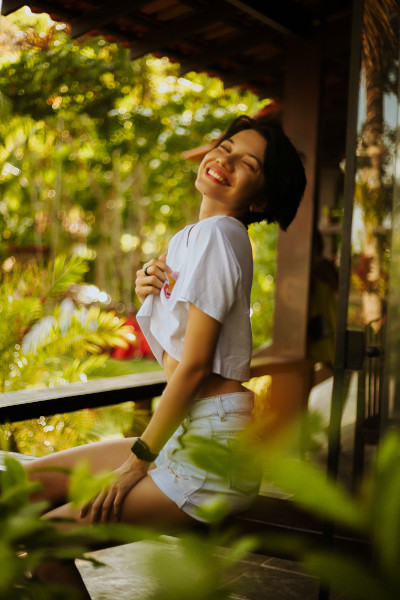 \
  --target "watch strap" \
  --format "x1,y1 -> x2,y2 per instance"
131,438 -> 158,462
